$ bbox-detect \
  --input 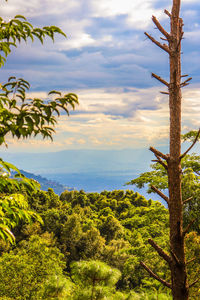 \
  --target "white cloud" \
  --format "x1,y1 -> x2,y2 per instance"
0,0 -> 79,18
4,85 -> 199,152
182,0 -> 199,3
90,0 -> 164,30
